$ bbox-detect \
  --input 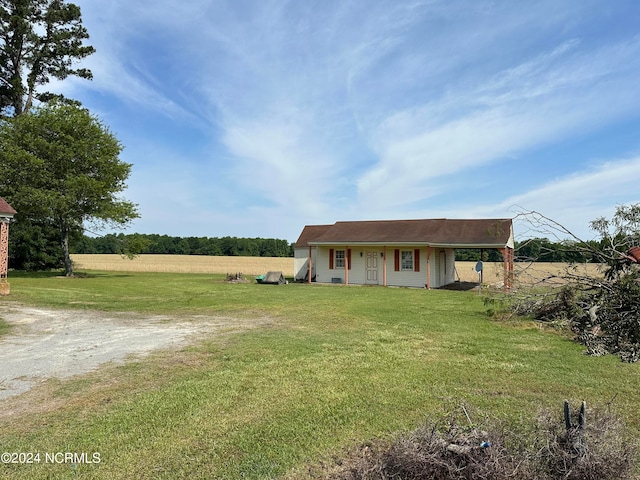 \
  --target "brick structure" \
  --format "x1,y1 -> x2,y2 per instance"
0,196 -> 17,295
